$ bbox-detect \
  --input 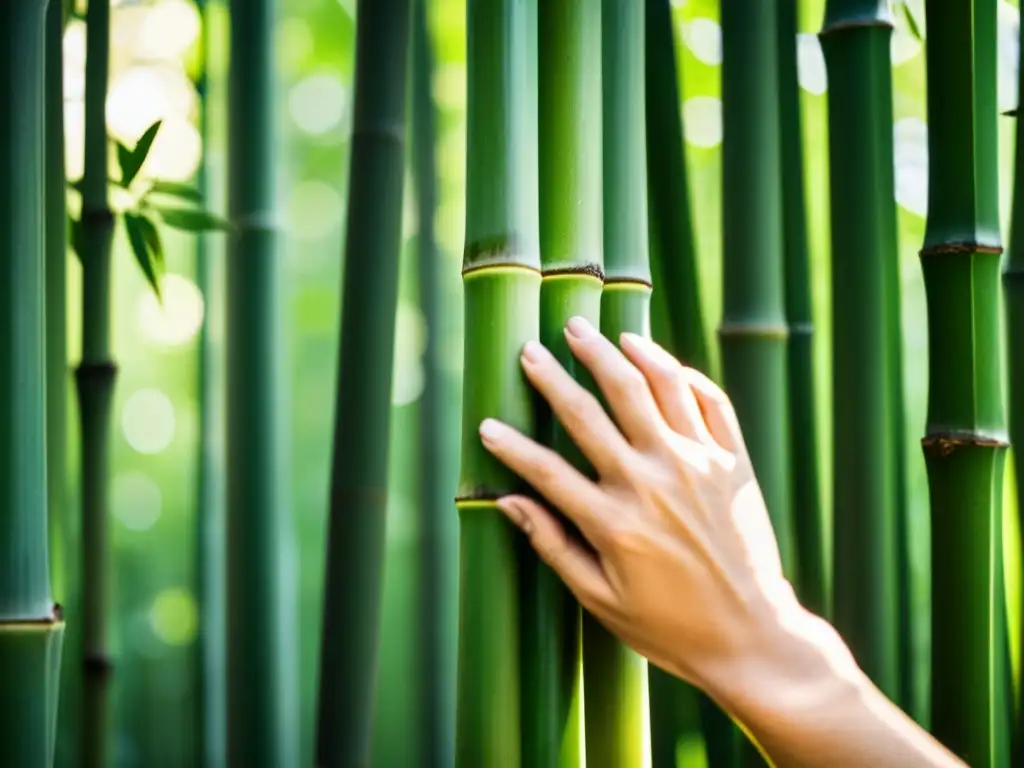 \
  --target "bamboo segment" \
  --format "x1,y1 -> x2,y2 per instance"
411,3 -> 457,765
46,1 -> 79,763
194,1 -> 227,765
780,0 -> 825,622
645,0 -> 709,374
583,2 -> 648,766
456,1 -> 540,765
0,0 -> 65,765
226,1 -> 299,765
315,0 -> 413,764
720,4 -> 794,763
818,1 -> 900,700
1004,0 -> 1024,757
643,4 -> 723,764
921,0 -> 1007,764
529,1 -> 603,764
78,0 -> 118,763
